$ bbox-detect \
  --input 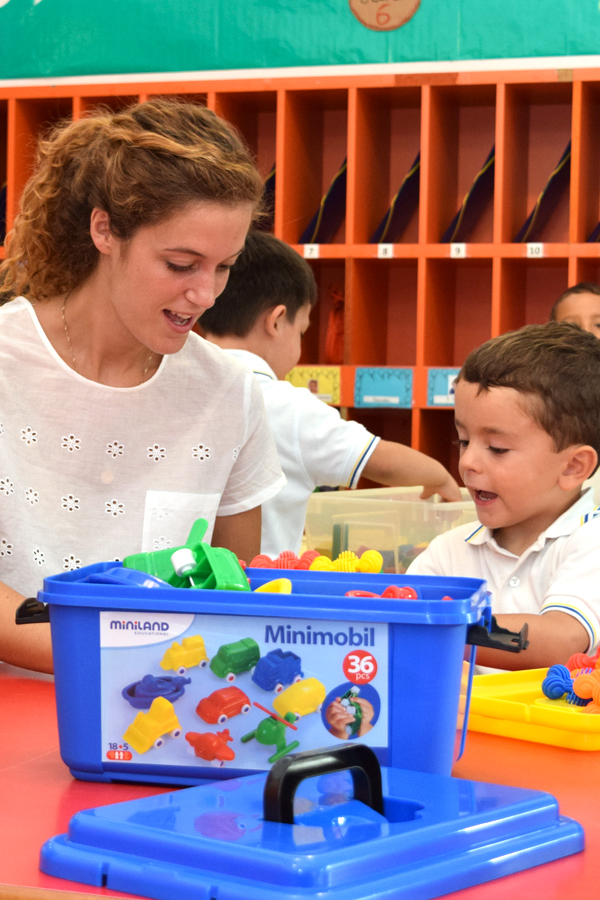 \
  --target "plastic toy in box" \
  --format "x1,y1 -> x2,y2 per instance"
304,486 -> 477,573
